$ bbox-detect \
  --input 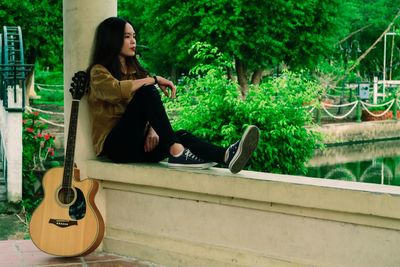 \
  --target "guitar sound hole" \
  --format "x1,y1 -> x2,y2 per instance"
58,187 -> 75,205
